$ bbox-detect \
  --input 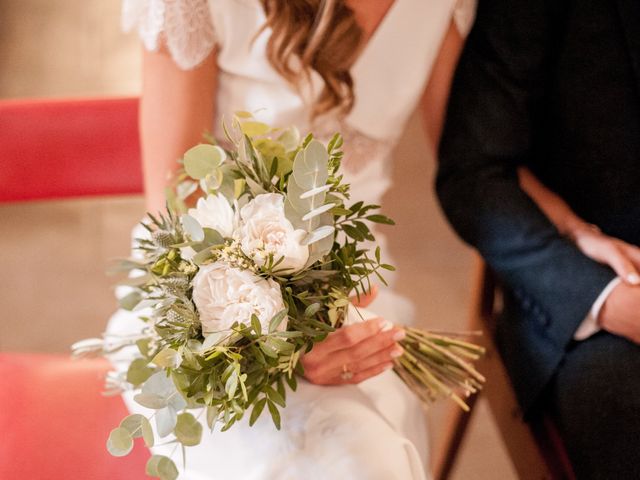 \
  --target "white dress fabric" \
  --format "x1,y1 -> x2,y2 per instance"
109,1 -> 476,478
